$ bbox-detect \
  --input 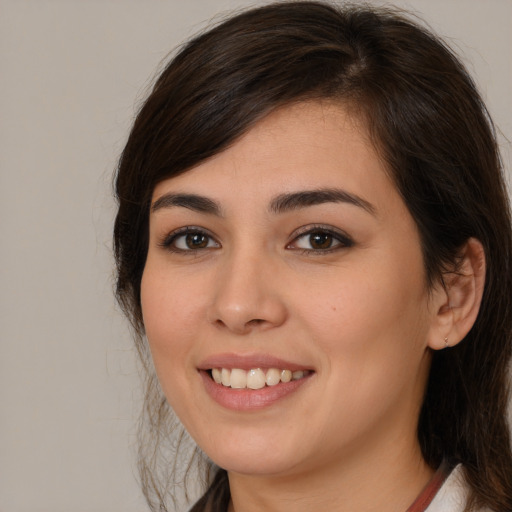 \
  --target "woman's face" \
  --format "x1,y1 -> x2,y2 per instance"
141,102 -> 439,478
